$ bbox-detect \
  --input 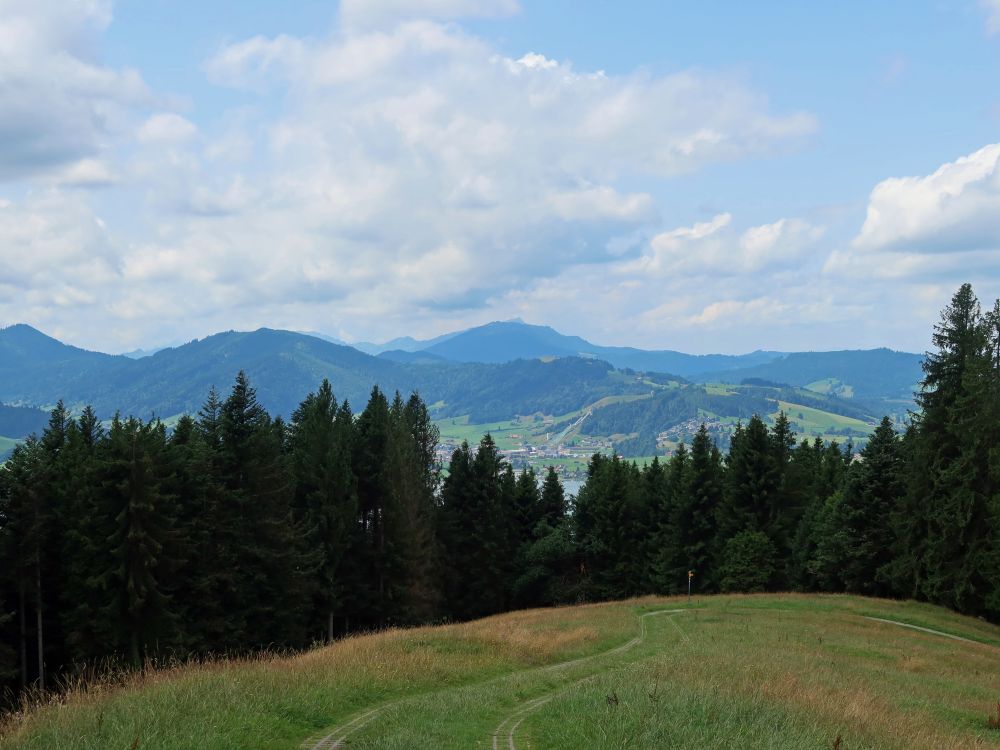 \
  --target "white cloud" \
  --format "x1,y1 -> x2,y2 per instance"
982,0 -> 1000,34
339,0 -> 520,30
53,158 -> 117,188
137,113 -> 198,143
622,213 -> 823,277
854,142 -> 1000,253
548,186 -> 655,222
829,143 -> 1000,282
1,7 -> 826,352
0,1 -> 152,181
